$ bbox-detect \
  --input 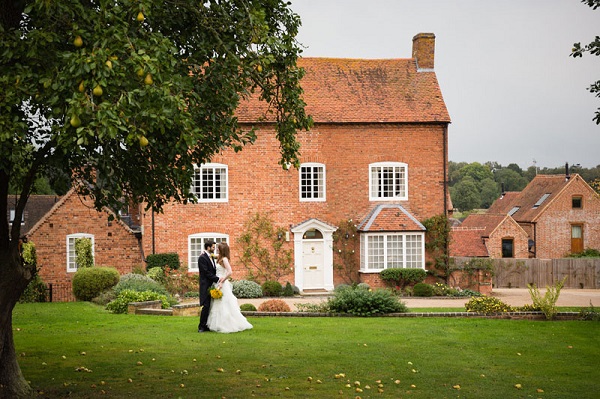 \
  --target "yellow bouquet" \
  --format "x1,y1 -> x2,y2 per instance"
210,286 -> 223,299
